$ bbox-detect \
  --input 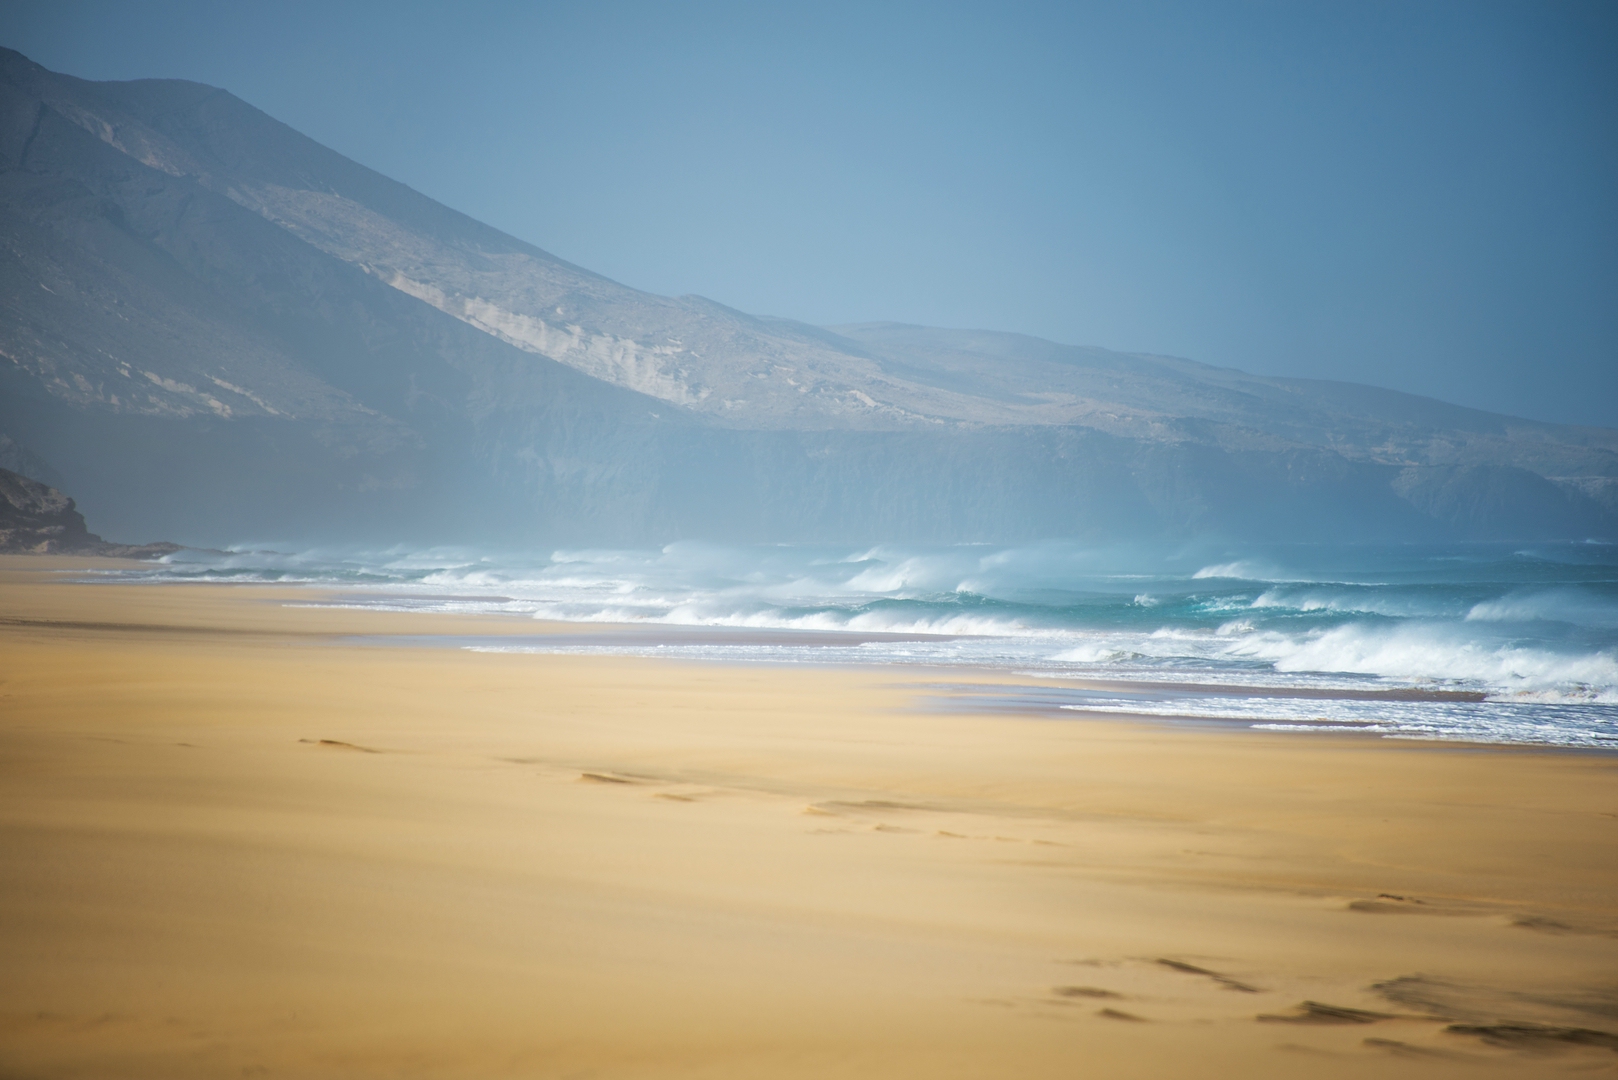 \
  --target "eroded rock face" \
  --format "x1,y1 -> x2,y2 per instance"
0,467 -> 177,557
0,466 -> 90,552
